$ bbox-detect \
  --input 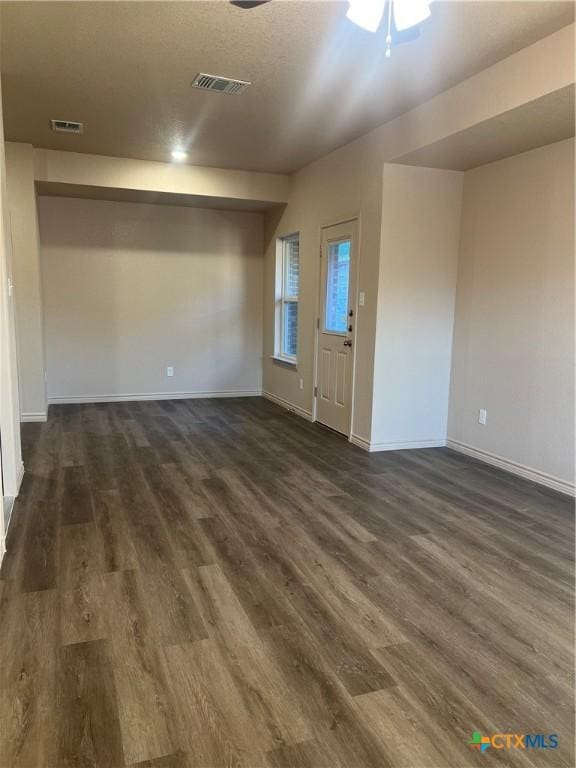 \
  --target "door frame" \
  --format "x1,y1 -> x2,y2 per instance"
312,213 -> 362,440
0,152 -> 24,561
